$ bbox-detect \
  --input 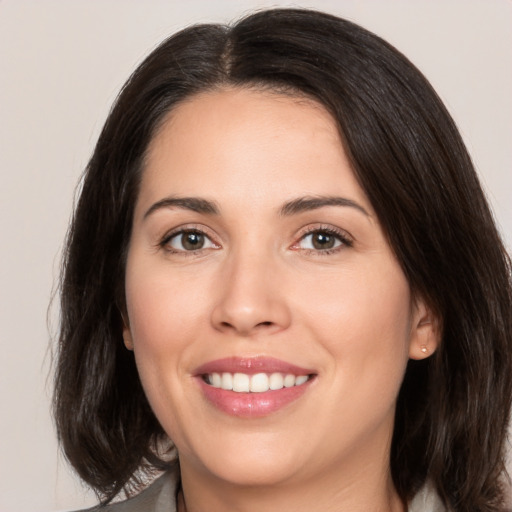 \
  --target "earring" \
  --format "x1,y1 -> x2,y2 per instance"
420,345 -> 428,354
